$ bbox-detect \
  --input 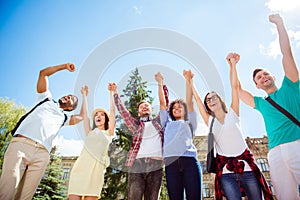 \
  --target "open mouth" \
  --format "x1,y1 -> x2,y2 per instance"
210,103 -> 217,108
174,110 -> 181,114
